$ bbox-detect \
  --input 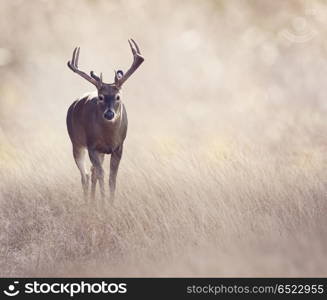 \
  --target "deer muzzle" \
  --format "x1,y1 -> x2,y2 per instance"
103,109 -> 115,121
